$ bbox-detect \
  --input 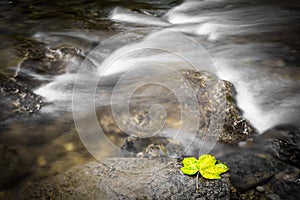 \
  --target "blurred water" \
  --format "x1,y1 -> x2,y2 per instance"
1,0 -> 300,194
31,0 -> 300,133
